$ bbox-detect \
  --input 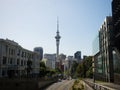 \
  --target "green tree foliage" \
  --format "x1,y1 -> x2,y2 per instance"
26,60 -> 32,77
86,67 -> 93,78
84,56 -> 93,78
49,69 -> 56,75
76,56 -> 93,78
40,61 -> 46,68
55,68 -> 62,74
39,61 -> 47,77
46,69 -> 56,78
71,61 -> 78,78
76,62 -> 84,78
39,61 -> 57,78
